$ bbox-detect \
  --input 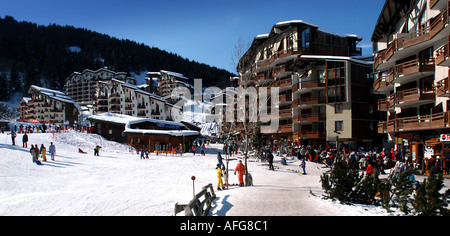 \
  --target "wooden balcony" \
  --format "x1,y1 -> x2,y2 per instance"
378,112 -> 450,133
436,36 -> 450,66
296,130 -> 326,139
273,64 -> 287,77
390,87 -> 435,108
436,71 -> 450,97
397,7 -> 448,49
295,96 -> 326,107
373,75 -> 393,93
374,5 -> 449,70
393,58 -> 435,84
300,80 -> 326,89
254,47 -> 300,73
296,113 -> 326,123
377,98 -> 390,111
278,124 -> 292,133
279,109 -> 292,118
279,94 -> 292,103
278,78 -> 292,88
